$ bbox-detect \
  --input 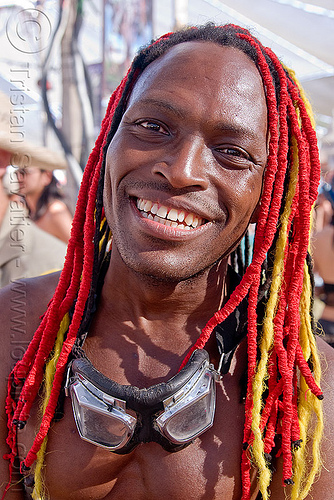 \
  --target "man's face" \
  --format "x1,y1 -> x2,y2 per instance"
104,41 -> 268,281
